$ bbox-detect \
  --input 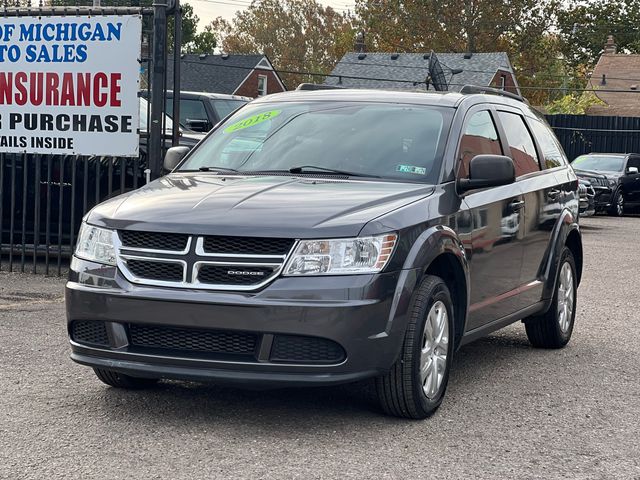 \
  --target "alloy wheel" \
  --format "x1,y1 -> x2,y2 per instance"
617,192 -> 624,216
556,262 -> 574,333
420,300 -> 449,399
